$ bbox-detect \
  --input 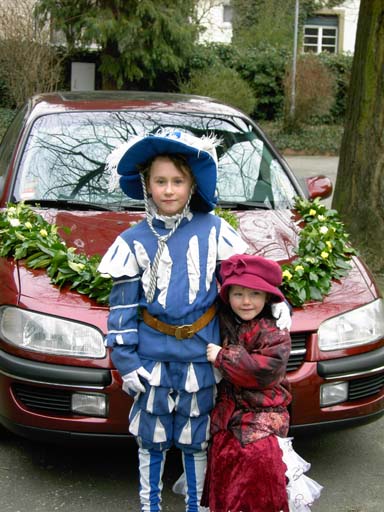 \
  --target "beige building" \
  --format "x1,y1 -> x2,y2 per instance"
198,0 -> 360,54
